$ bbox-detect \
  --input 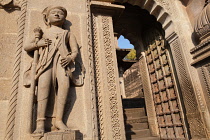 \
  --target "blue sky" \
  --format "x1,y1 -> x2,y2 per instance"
118,35 -> 134,49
